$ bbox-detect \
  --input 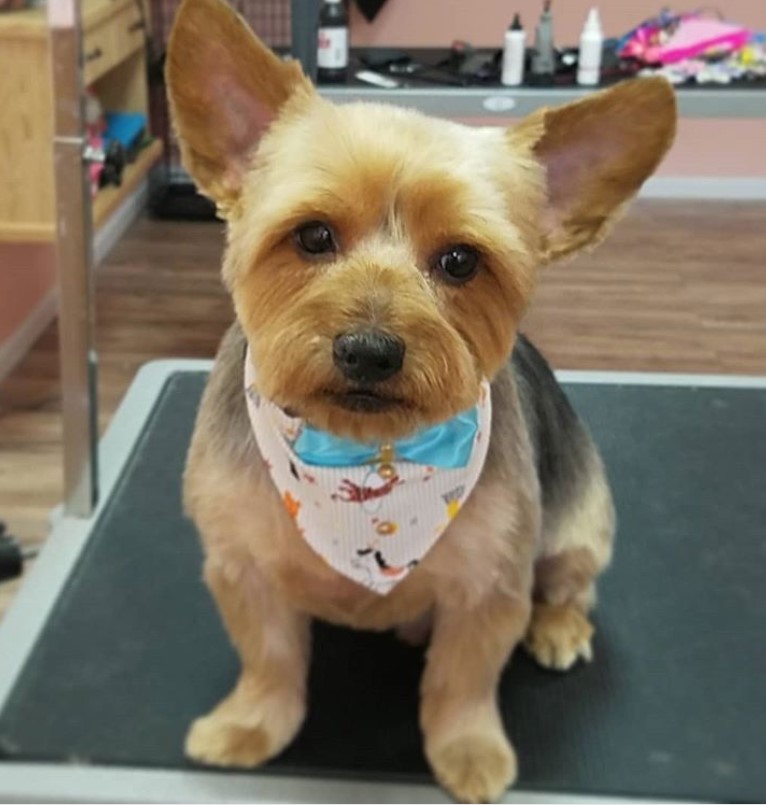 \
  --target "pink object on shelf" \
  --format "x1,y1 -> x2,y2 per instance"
621,14 -> 751,65
85,89 -> 105,197
658,18 -> 750,64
